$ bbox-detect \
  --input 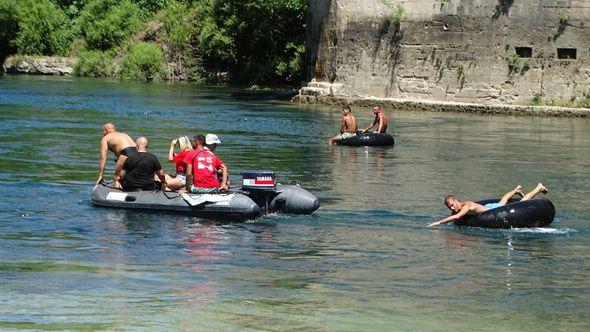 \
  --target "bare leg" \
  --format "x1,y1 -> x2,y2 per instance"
521,183 -> 548,201
498,185 -> 524,205
328,134 -> 341,145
